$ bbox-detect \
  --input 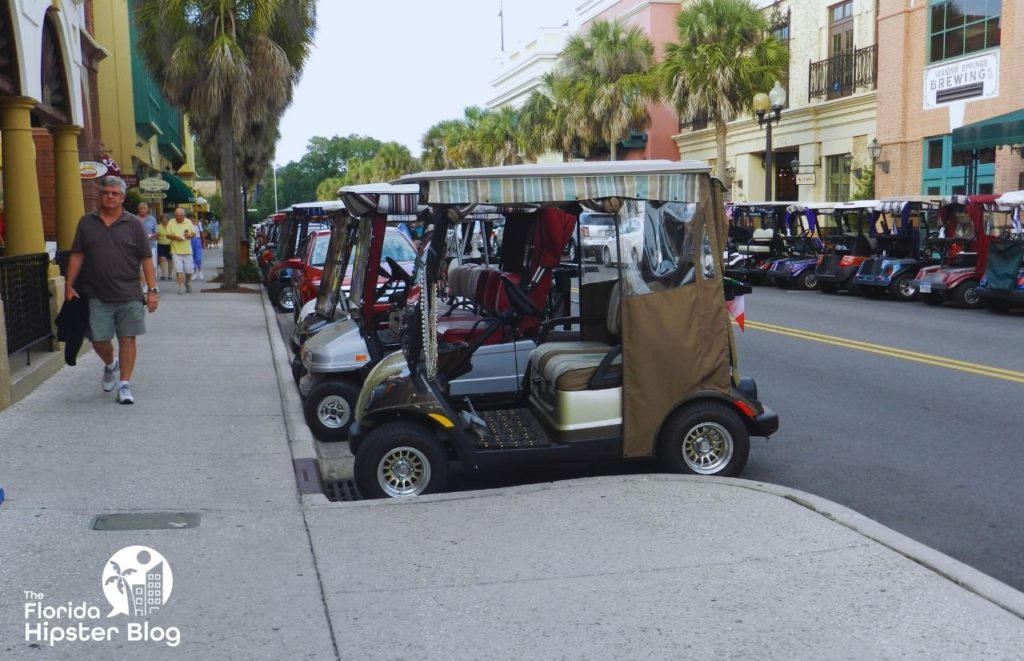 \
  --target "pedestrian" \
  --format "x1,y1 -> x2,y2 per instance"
64,176 -> 159,405
166,207 -> 197,294
191,217 -> 205,280
208,217 -> 221,248
157,214 -> 173,280
137,202 -> 158,290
